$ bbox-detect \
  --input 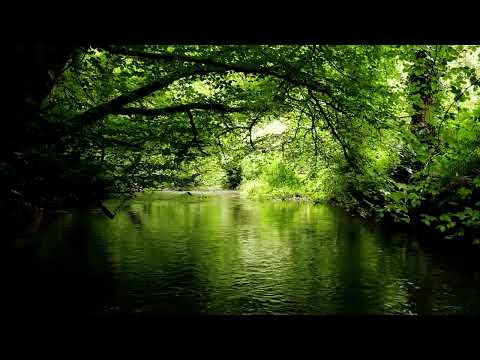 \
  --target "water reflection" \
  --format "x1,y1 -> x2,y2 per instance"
7,191 -> 480,315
